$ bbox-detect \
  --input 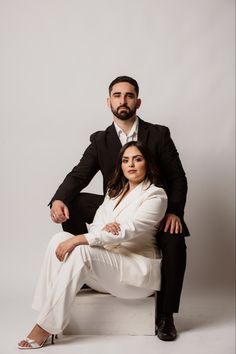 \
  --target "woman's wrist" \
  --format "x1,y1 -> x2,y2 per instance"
73,234 -> 89,246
